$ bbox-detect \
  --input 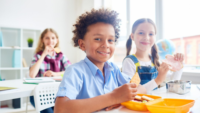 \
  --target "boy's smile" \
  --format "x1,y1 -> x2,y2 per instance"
78,22 -> 115,67
97,51 -> 110,56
